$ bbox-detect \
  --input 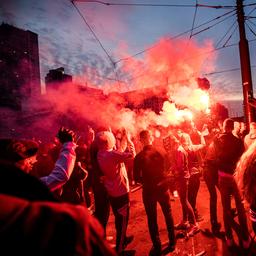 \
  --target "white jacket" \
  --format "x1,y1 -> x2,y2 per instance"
40,142 -> 77,192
